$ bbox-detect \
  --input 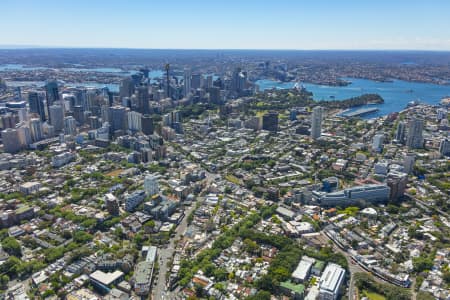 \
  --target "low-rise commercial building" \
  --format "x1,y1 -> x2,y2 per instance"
319,263 -> 346,300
